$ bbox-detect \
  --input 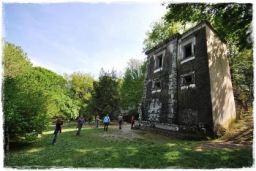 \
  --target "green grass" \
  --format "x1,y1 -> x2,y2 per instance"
4,123 -> 253,169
